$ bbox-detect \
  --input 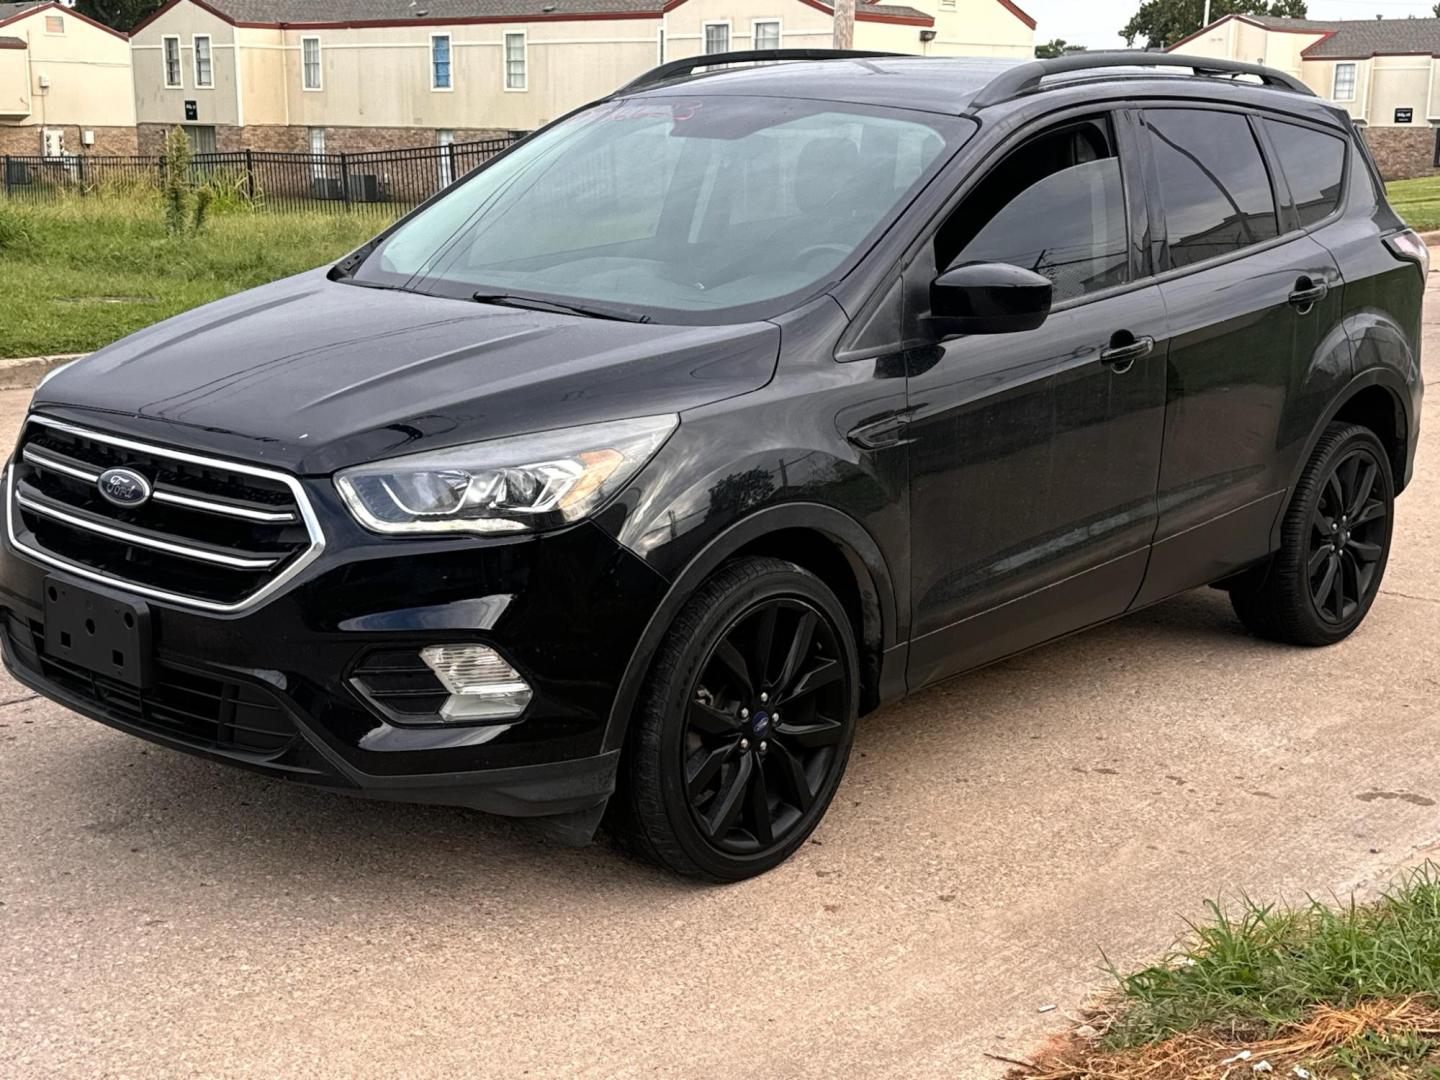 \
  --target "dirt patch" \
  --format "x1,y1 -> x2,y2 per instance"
1009,998 -> 1440,1079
